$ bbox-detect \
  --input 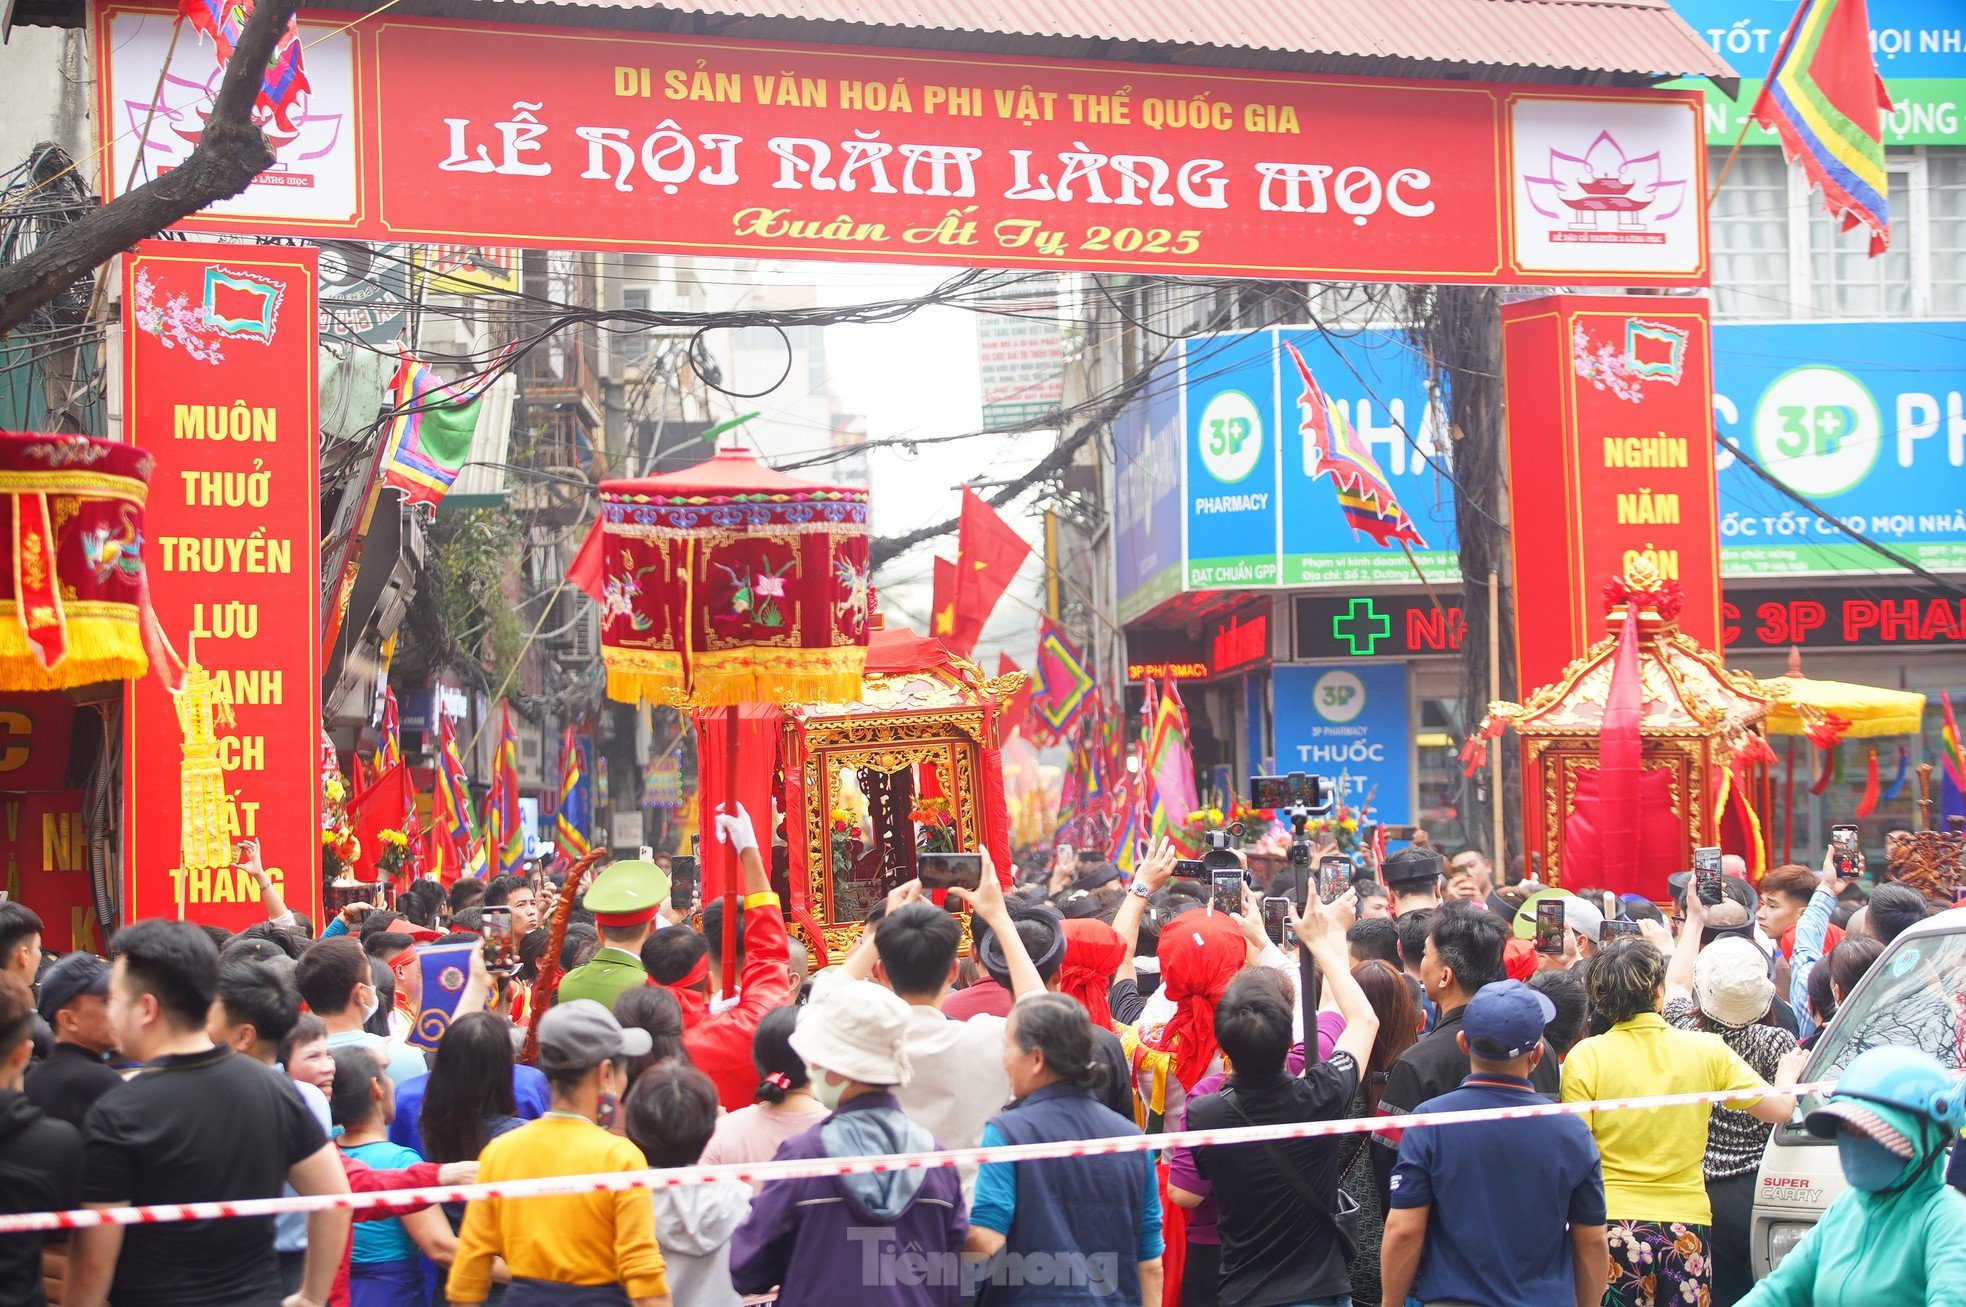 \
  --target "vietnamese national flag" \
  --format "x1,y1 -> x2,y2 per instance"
931,556 -> 961,646
998,652 -> 1033,738
348,759 -> 413,887
950,488 -> 1031,655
